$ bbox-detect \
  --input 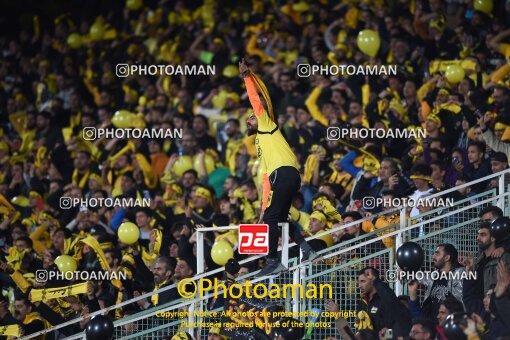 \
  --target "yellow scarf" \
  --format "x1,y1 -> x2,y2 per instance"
142,229 -> 163,264
72,168 -> 90,189
151,278 -> 168,305
30,282 -> 88,303
6,247 -> 29,271
0,324 -> 22,337
77,236 -> 122,289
